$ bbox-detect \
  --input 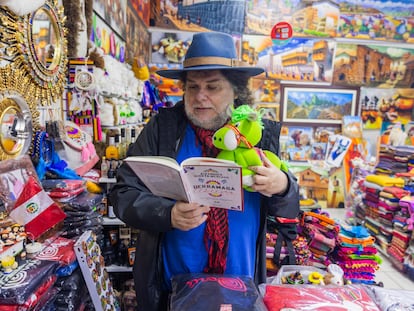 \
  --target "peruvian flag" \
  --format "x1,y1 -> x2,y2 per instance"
10,176 -> 66,240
